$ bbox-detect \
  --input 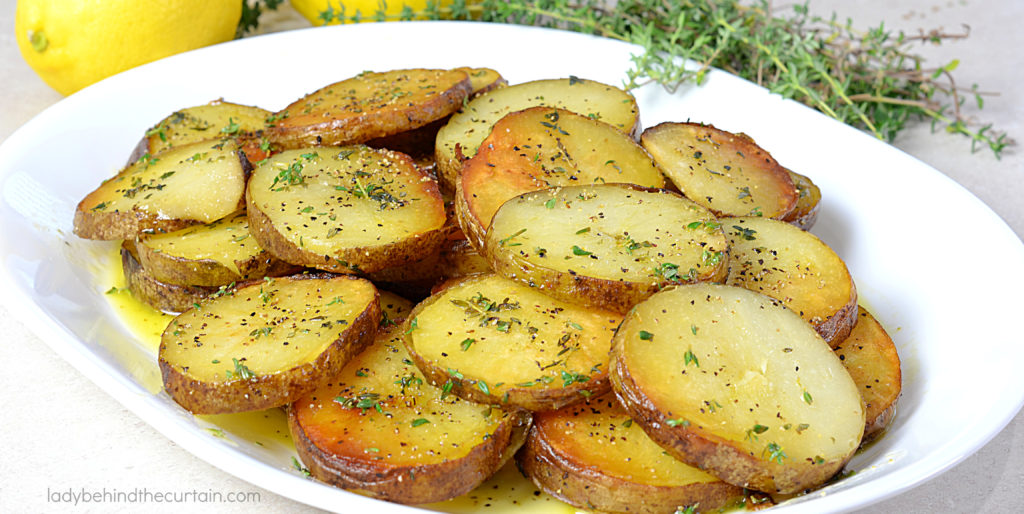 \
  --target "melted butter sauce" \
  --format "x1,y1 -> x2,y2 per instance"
99,247 -> 579,512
